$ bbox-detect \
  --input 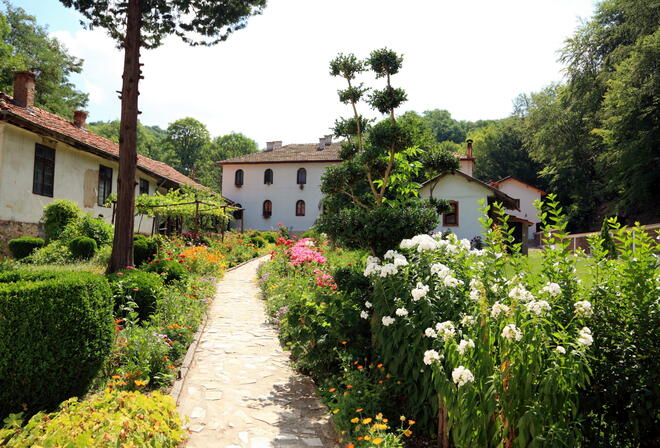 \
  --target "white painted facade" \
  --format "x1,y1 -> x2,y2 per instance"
419,173 -> 490,240
0,123 -> 158,234
493,179 -> 544,241
221,162 -> 338,232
